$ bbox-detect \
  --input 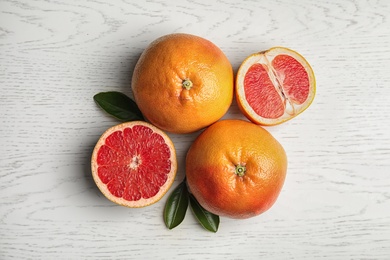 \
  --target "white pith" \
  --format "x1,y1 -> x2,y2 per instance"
129,155 -> 141,170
